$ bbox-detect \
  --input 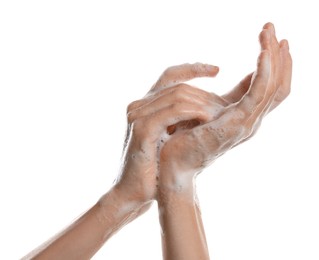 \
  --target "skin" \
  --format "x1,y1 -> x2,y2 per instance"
22,23 -> 292,260
156,23 -> 291,260
127,22 -> 291,260
23,63 -> 218,260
